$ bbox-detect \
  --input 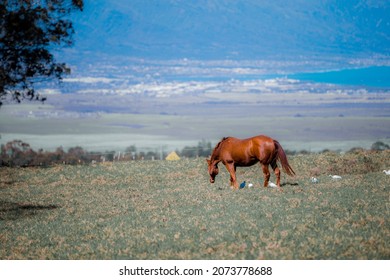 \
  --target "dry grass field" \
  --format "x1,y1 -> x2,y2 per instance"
0,150 -> 389,259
